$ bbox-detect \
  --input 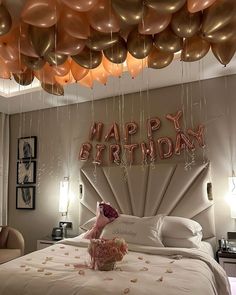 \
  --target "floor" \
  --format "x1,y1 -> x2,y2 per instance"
229,277 -> 236,294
